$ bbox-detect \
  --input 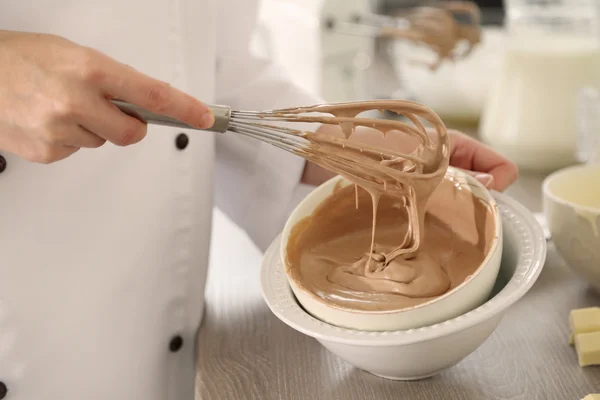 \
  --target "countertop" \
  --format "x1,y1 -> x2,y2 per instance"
197,171 -> 600,400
